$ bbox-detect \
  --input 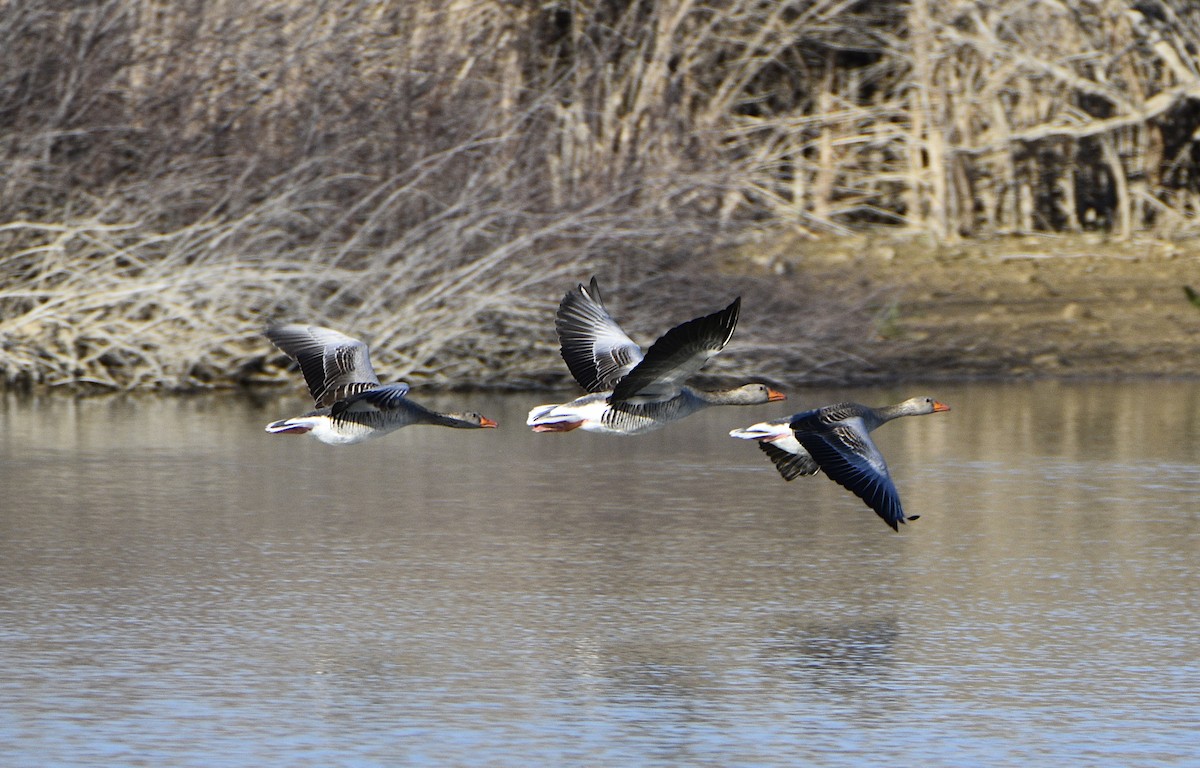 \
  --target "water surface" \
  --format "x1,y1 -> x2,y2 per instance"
1,381 -> 1197,766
